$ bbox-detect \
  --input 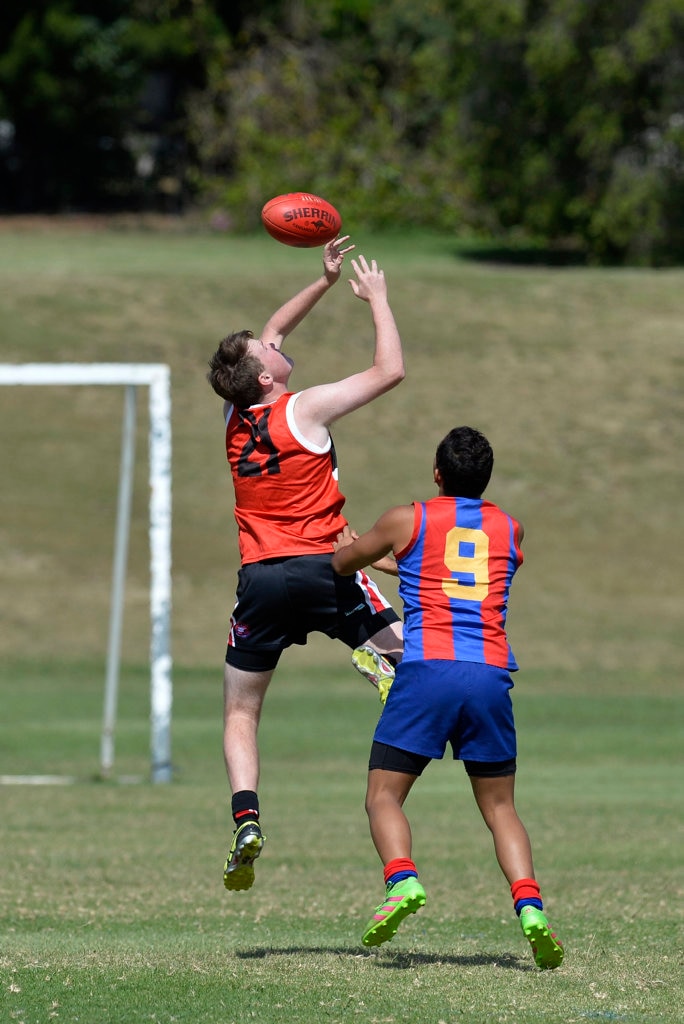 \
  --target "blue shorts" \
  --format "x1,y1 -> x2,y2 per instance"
373,659 -> 517,763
